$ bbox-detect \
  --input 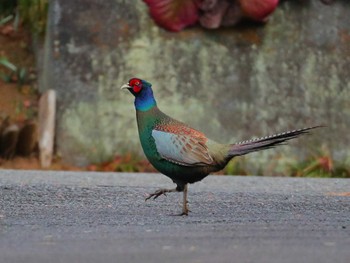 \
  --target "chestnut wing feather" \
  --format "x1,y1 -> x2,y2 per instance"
152,129 -> 214,166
